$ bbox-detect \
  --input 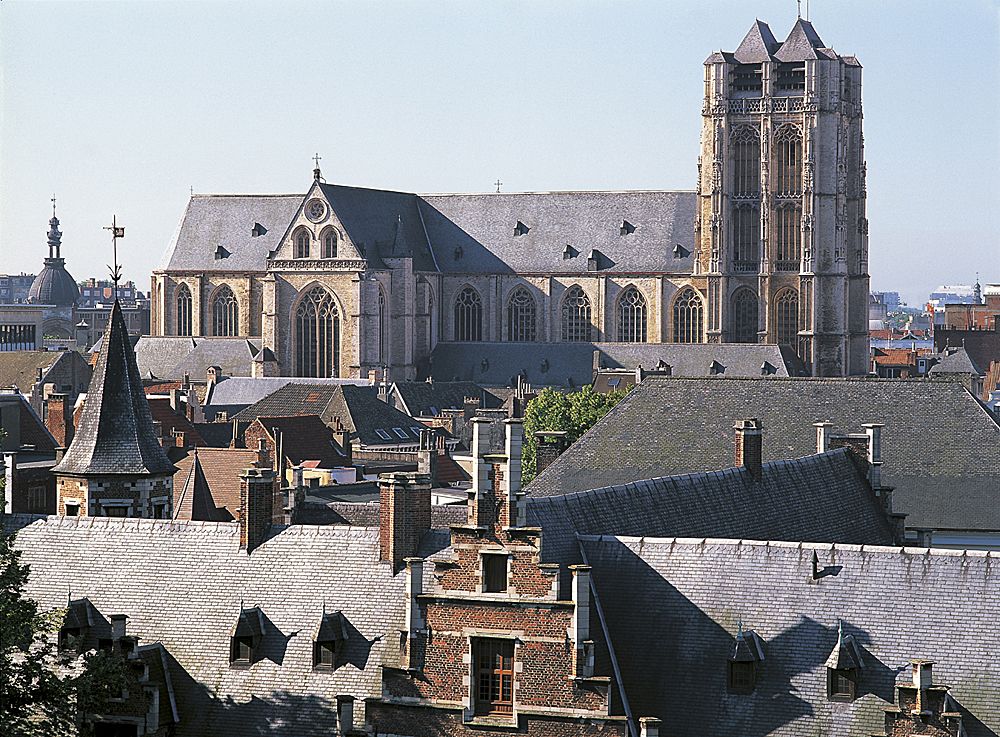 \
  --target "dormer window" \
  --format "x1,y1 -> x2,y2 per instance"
513,221 -> 530,237
59,627 -> 82,652
828,669 -> 856,700
824,621 -> 863,702
620,220 -> 636,236
313,610 -> 348,671
728,661 -> 754,693
231,636 -> 253,664
230,607 -> 265,667
727,624 -> 764,694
